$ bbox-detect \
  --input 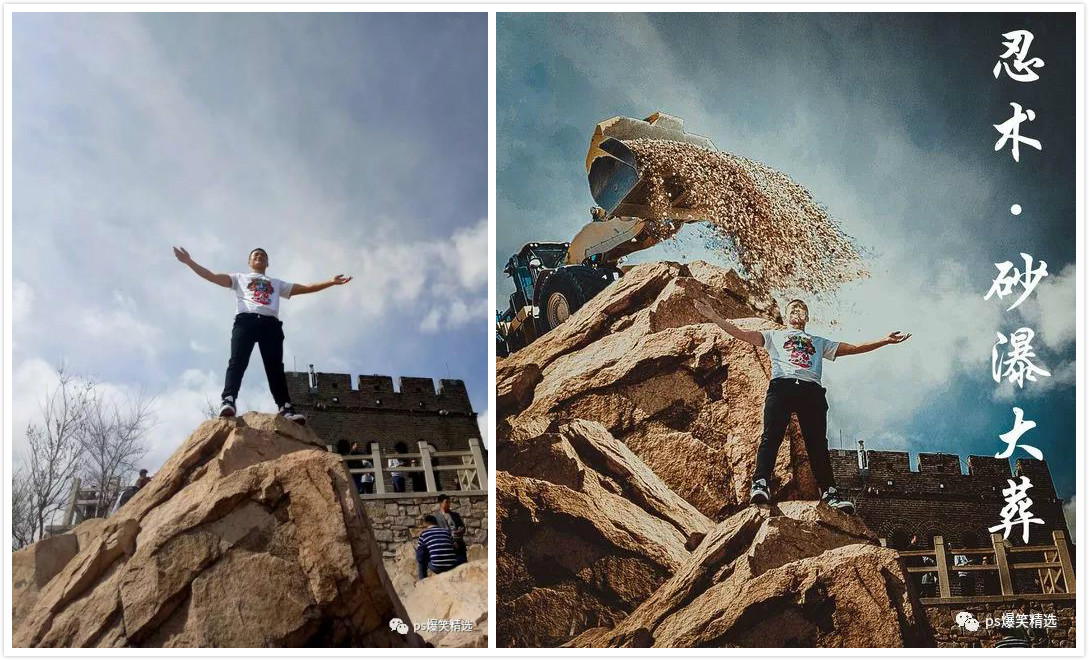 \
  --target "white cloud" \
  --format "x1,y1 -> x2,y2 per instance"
1016,263 -> 1077,351
12,13 -> 489,460
13,279 -> 34,325
477,406 -> 491,449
